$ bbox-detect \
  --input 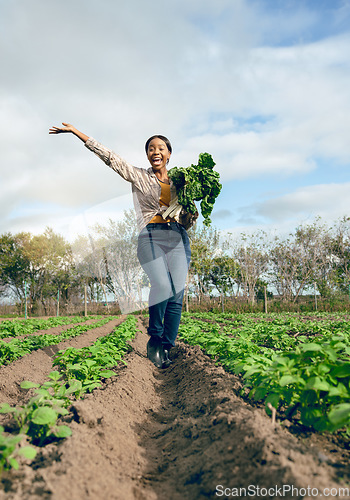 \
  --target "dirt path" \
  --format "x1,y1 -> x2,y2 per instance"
0,318 -> 349,500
